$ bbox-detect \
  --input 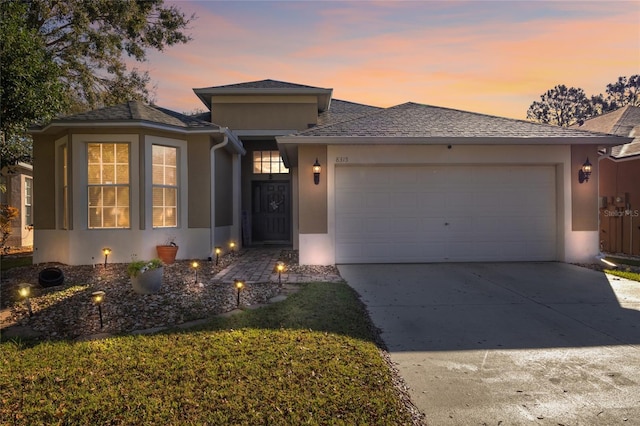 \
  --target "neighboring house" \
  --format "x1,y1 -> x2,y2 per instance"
573,105 -> 640,256
0,162 -> 34,250
29,79 -> 630,266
